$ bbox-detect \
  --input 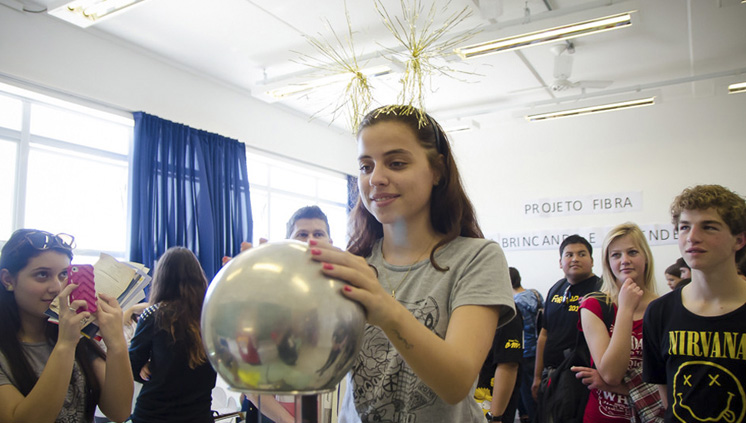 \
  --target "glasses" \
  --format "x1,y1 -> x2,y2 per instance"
23,231 -> 76,251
